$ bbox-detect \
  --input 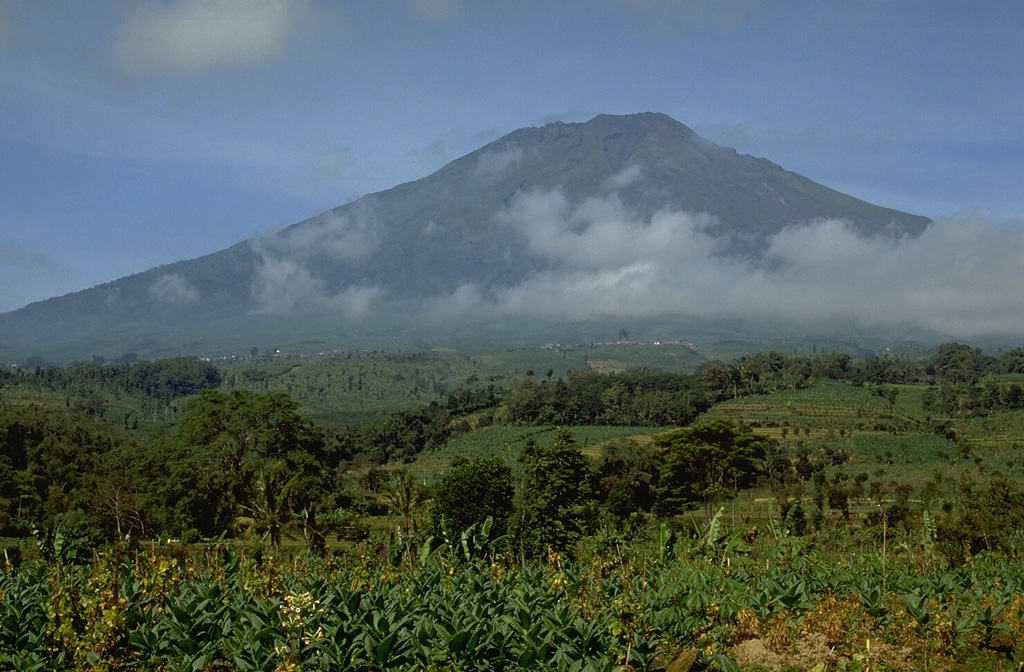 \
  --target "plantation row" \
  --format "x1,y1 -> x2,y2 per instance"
3,527 -> 1024,672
